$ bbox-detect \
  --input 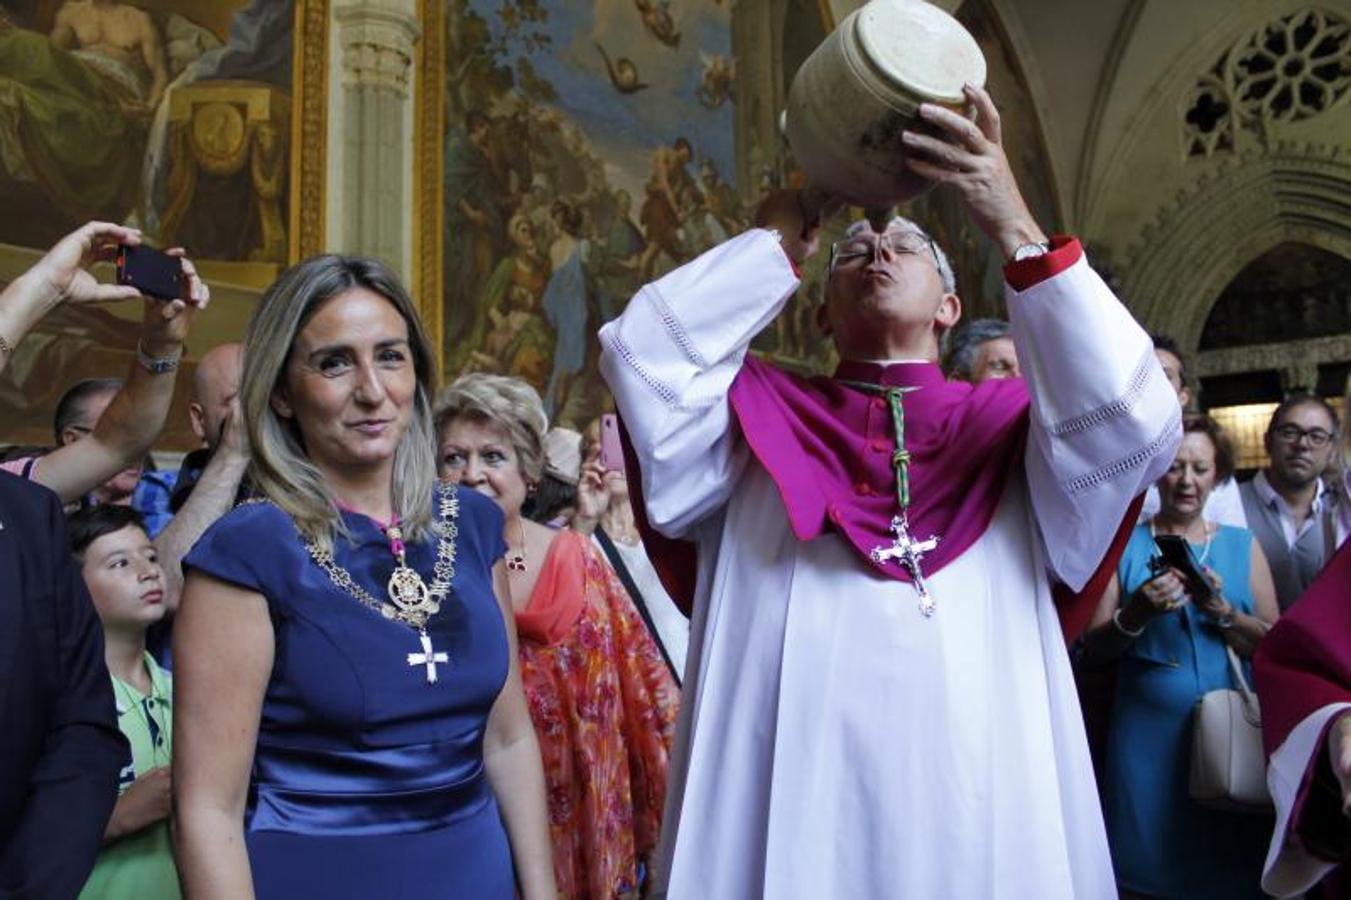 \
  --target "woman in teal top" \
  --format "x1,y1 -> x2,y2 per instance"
68,505 -> 181,900
1080,415 -> 1279,898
